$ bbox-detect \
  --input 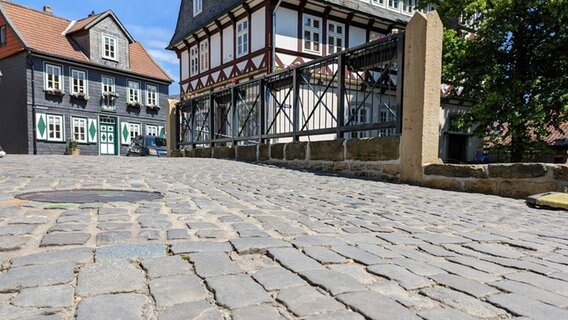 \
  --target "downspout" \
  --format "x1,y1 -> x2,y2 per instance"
27,50 -> 37,155
272,0 -> 282,73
